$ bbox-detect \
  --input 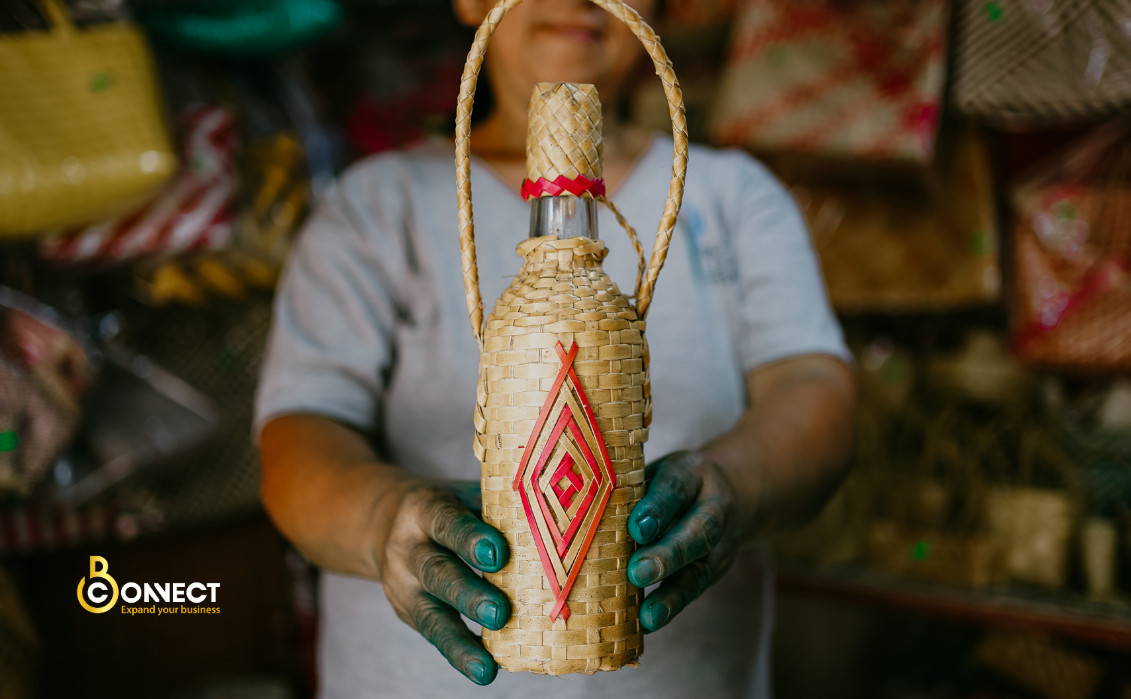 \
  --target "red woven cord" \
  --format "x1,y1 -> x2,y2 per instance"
521,175 -> 606,200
